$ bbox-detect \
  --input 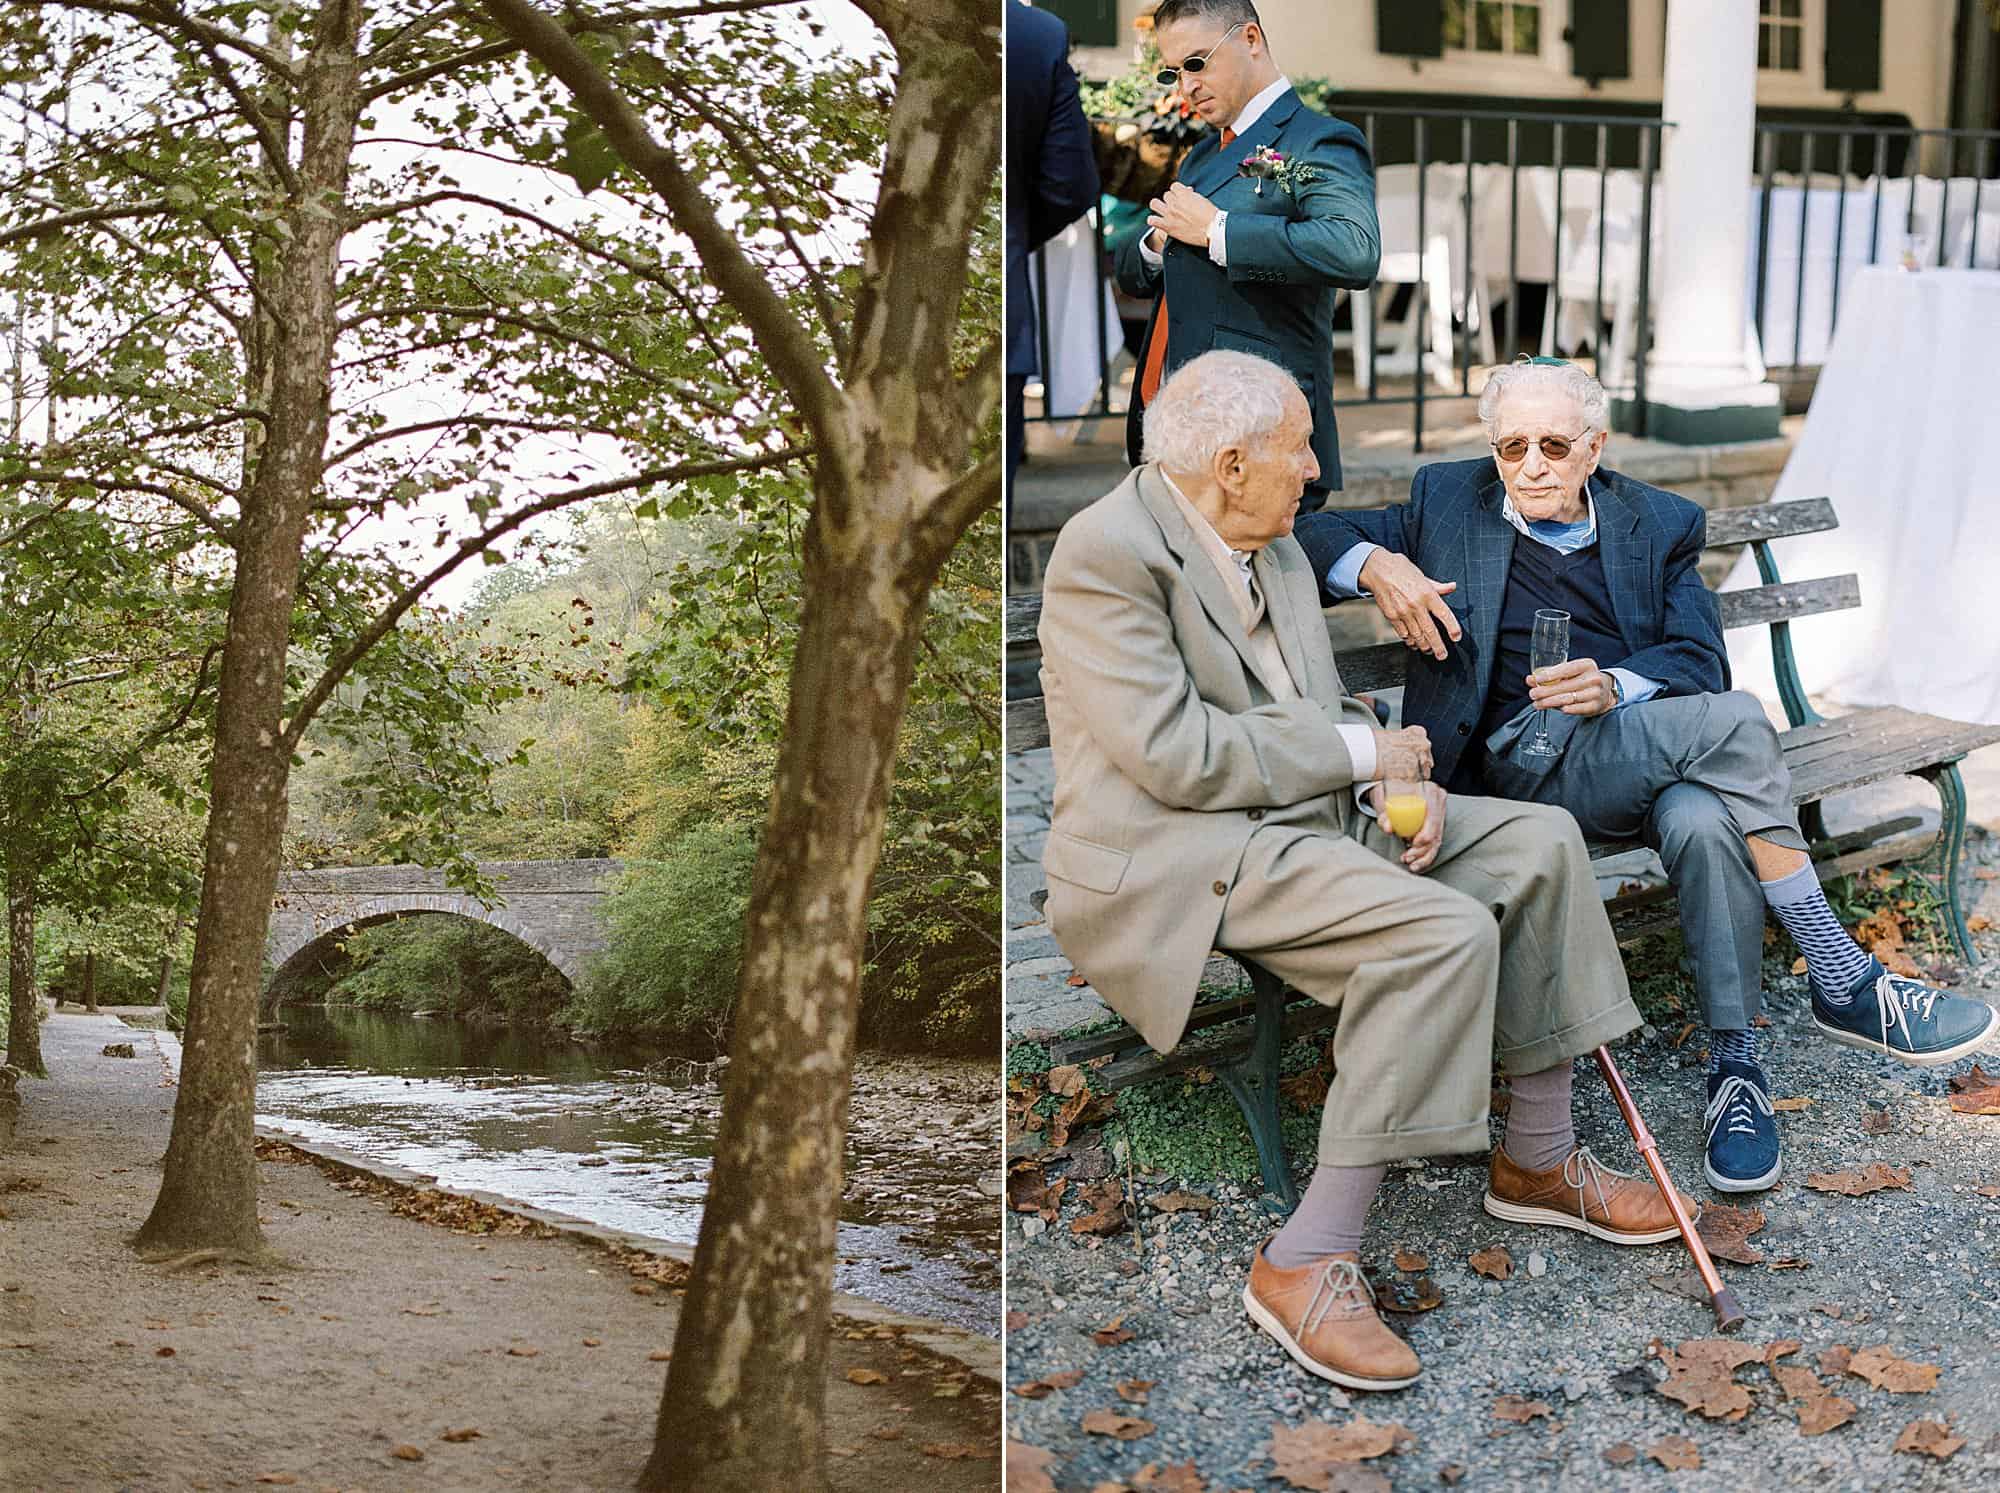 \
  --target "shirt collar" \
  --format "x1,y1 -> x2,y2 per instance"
1230,76 -> 1291,138
1160,468 -> 1256,585
1500,477 -> 1599,553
